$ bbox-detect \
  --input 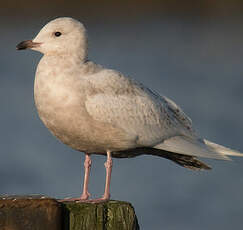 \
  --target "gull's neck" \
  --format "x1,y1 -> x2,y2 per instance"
44,52 -> 88,66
